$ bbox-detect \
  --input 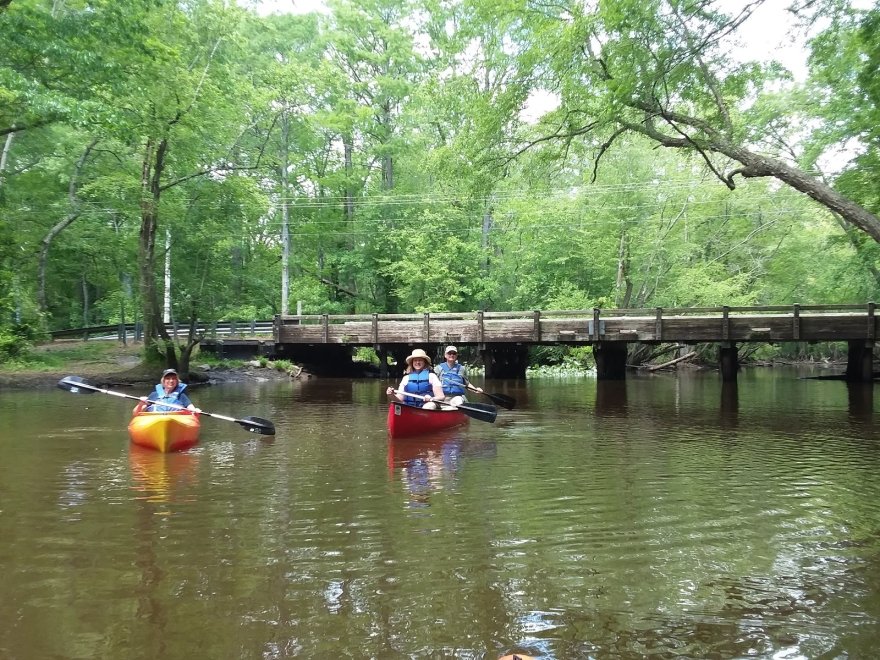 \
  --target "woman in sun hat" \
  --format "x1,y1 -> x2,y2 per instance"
386,348 -> 445,409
